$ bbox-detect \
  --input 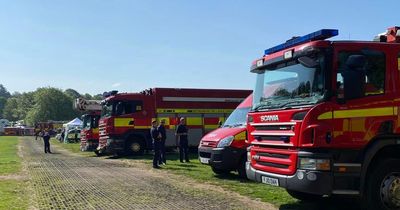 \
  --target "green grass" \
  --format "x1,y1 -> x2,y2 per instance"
51,138 -> 95,157
0,136 -> 22,175
0,180 -> 29,210
0,136 -> 29,210
120,153 -> 361,210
